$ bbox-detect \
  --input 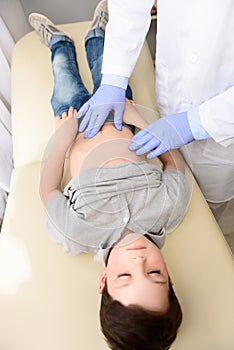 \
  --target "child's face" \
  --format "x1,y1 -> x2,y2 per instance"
99,235 -> 170,313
